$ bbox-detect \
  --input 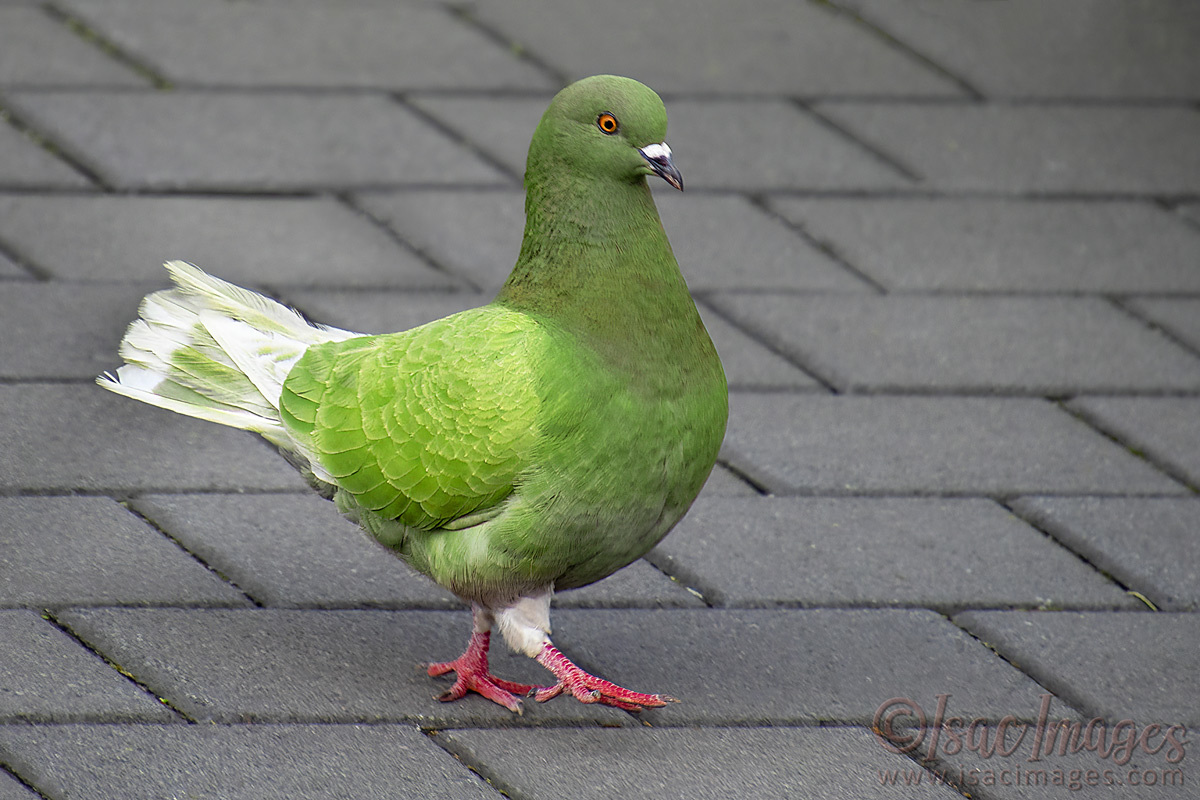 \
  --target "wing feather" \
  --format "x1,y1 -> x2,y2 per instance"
279,306 -> 541,532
